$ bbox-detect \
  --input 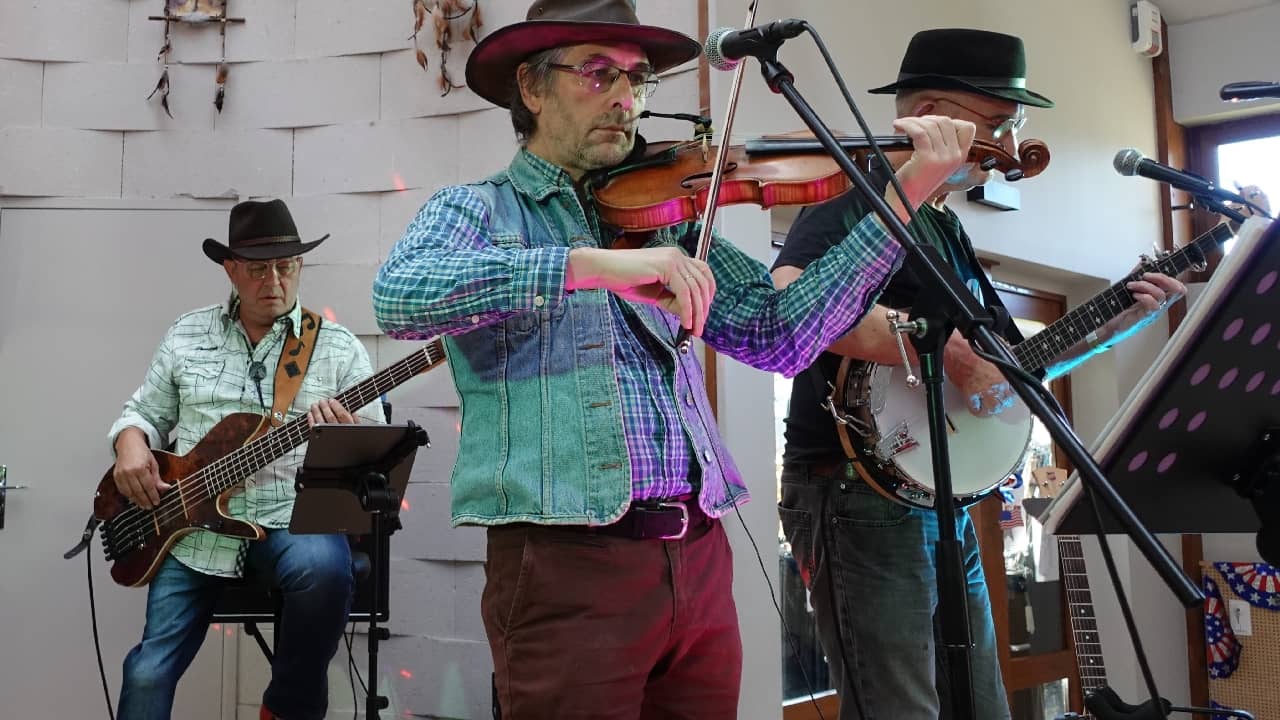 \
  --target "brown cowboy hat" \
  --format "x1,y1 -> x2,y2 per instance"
464,0 -> 702,109
868,28 -> 1054,109
202,199 -> 328,264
